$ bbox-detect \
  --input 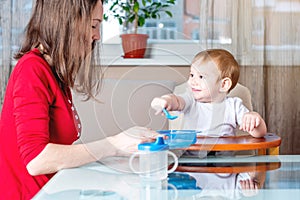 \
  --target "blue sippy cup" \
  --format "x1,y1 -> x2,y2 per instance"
129,137 -> 178,180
